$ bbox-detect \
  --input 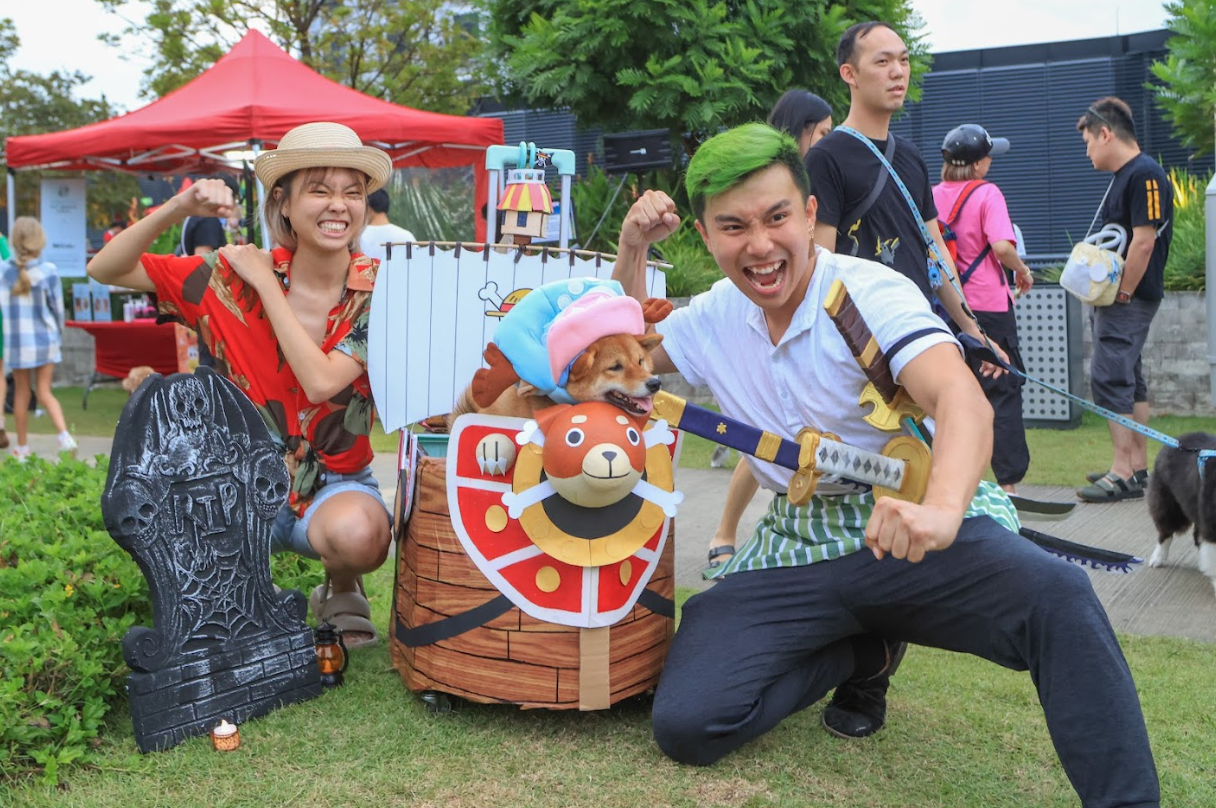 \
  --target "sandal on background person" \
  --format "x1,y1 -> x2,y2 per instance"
1085,468 -> 1148,485
309,576 -> 379,649
1076,471 -> 1145,503
703,544 -> 735,579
